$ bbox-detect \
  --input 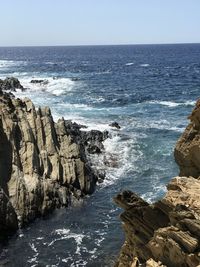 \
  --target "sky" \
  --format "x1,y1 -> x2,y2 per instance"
0,0 -> 200,46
